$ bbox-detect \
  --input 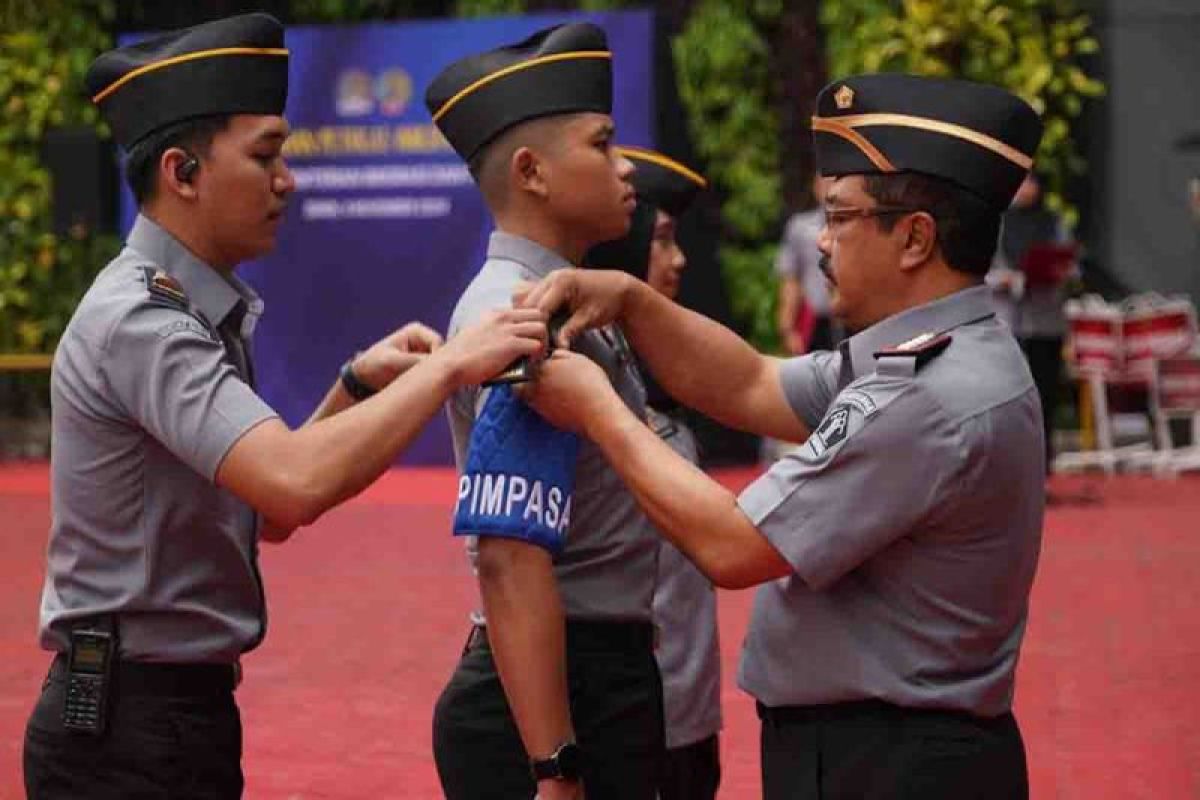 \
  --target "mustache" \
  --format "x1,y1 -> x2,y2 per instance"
819,254 -> 836,286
